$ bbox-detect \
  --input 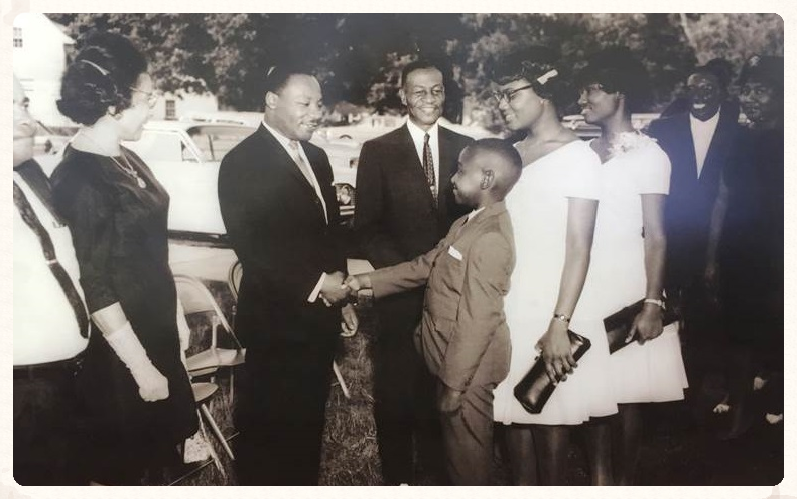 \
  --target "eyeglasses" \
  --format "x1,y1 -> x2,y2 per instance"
130,86 -> 159,108
491,85 -> 533,103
